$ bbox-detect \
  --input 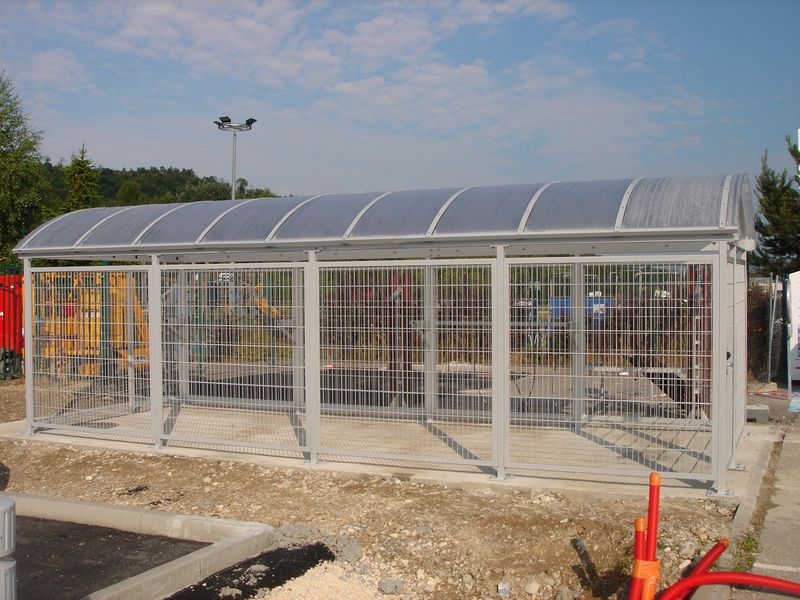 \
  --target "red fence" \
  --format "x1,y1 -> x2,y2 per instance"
0,268 -> 23,378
